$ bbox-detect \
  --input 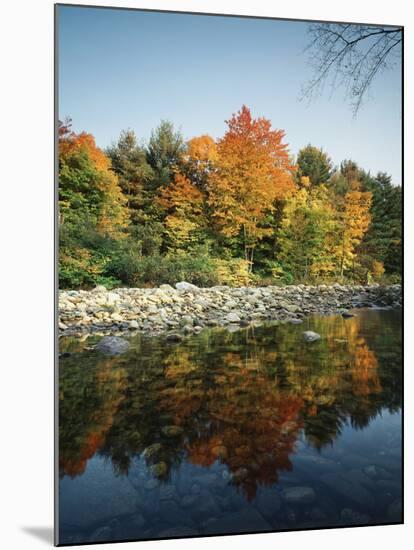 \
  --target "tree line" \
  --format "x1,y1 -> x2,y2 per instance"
58,105 -> 402,289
